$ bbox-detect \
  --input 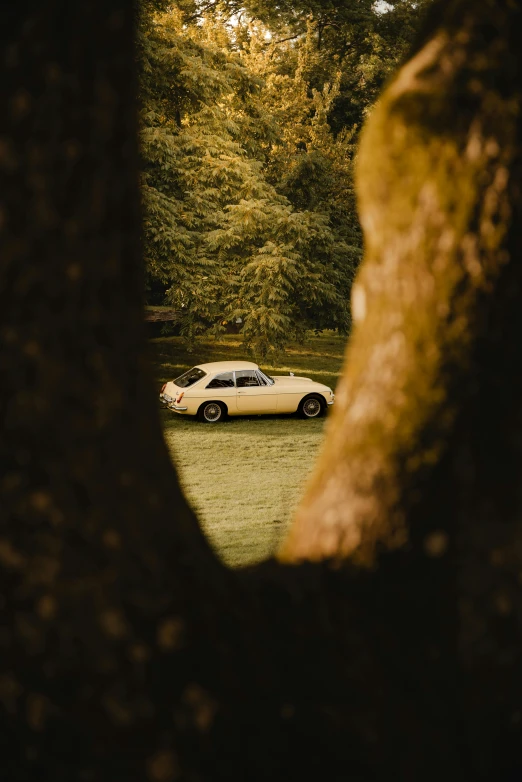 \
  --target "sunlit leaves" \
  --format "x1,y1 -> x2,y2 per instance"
138,1 -> 427,355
